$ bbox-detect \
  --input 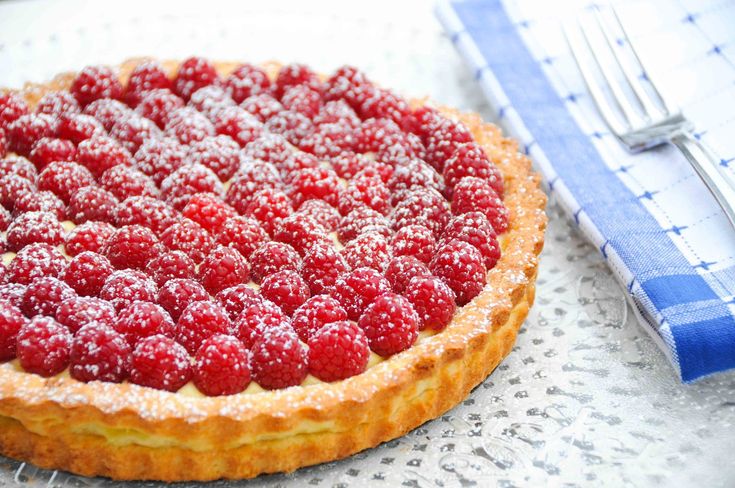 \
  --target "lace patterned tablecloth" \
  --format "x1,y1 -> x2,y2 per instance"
1,1 -> 734,486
